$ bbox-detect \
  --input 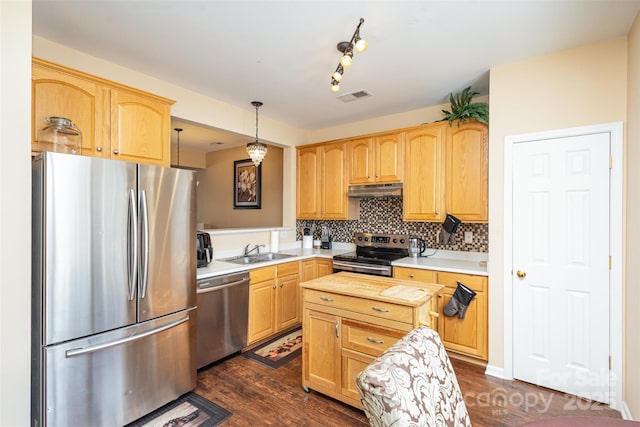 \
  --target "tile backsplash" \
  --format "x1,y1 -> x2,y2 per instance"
296,197 -> 488,253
